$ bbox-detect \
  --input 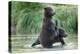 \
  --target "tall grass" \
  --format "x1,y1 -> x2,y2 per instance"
53,5 -> 78,33
16,10 -> 43,34
11,1 -> 78,35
